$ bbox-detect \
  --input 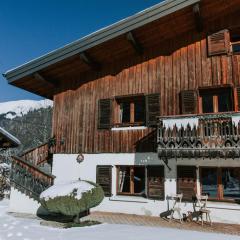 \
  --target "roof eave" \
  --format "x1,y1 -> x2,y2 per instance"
3,0 -> 200,83
0,127 -> 21,148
